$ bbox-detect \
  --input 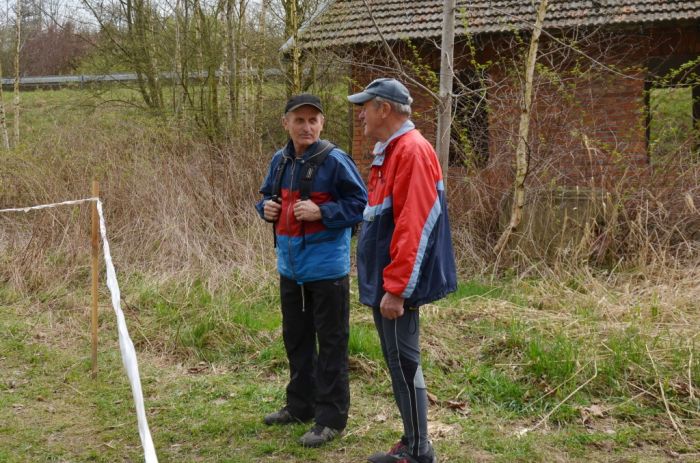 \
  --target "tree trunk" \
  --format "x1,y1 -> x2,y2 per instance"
436,0 -> 456,178
223,0 -> 236,125
192,0 -> 223,138
285,0 -> 301,97
254,0 -> 268,133
126,0 -> 153,107
234,0 -> 248,125
173,0 -> 184,115
146,0 -> 162,109
493,0 -> 549,256
14,0 -> 21,146
141,0 -> 162,110
126,0 -> 163,111
0,53 -> 11,150
180,0 -> 195,108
